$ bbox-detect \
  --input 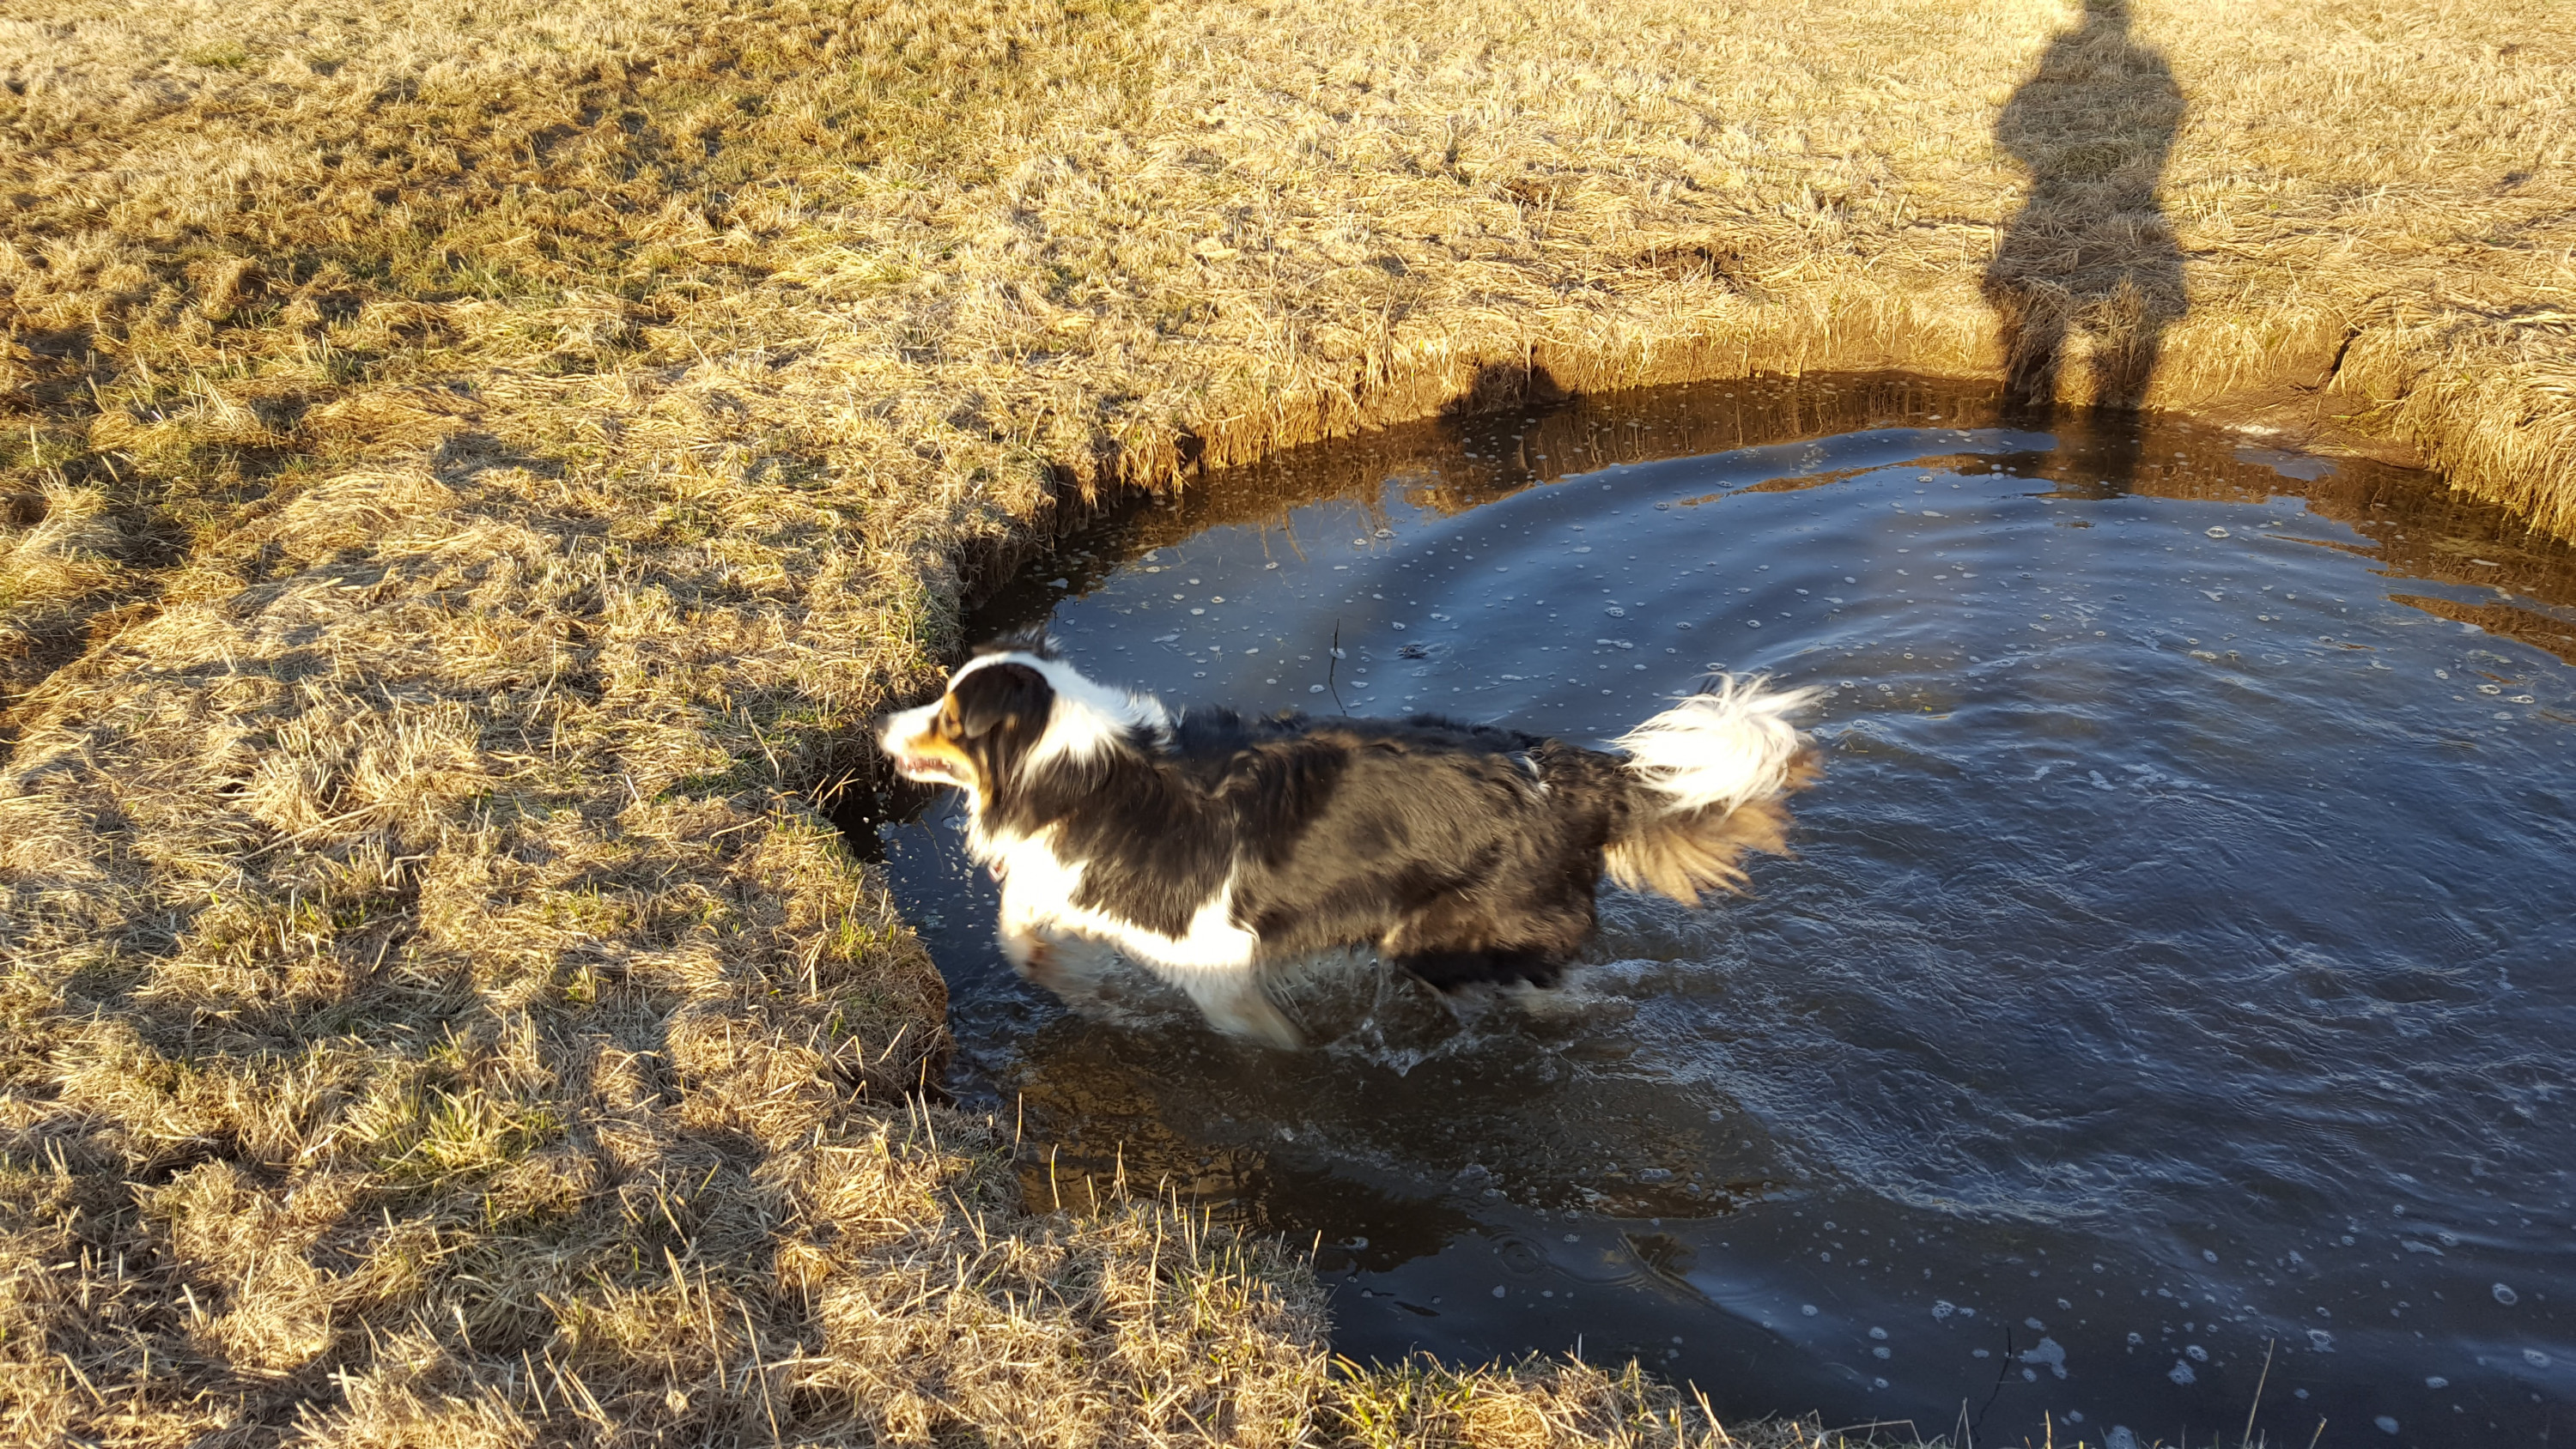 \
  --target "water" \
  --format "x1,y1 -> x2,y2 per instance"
862,375 -> 2576,1446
